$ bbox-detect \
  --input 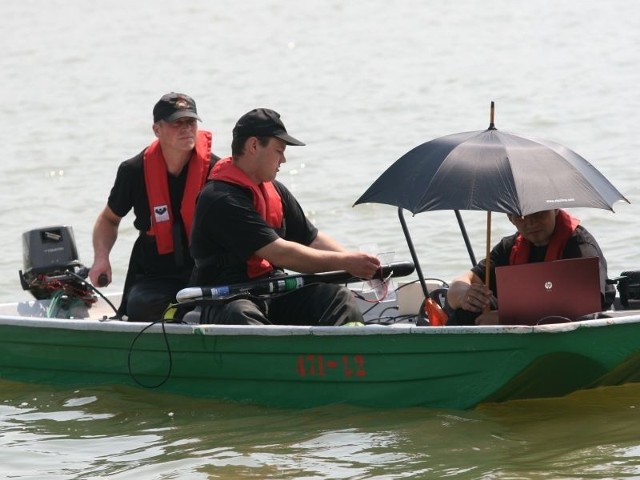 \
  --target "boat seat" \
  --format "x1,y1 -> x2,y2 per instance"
182,306 -> 202,324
